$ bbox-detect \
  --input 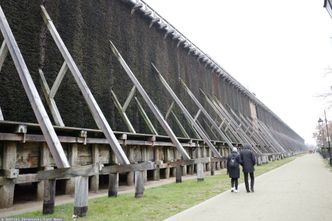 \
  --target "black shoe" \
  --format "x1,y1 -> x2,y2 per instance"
246,190 -> 250,193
